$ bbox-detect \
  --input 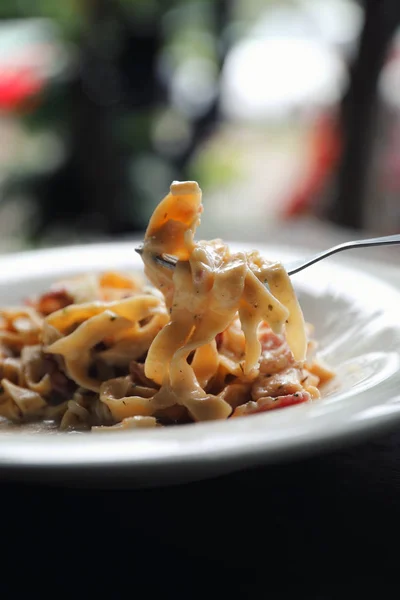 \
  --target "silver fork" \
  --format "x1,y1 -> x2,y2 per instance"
135,233 -> 400,276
